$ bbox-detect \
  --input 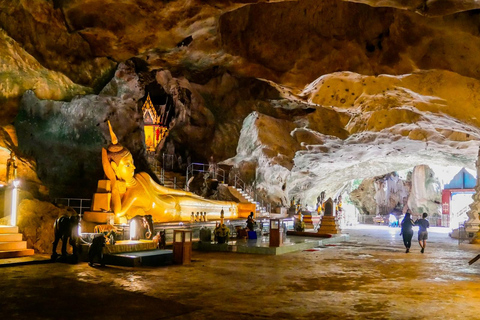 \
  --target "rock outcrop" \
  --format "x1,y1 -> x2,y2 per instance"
228,70 -> 480,206
14,61 -> 147,197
